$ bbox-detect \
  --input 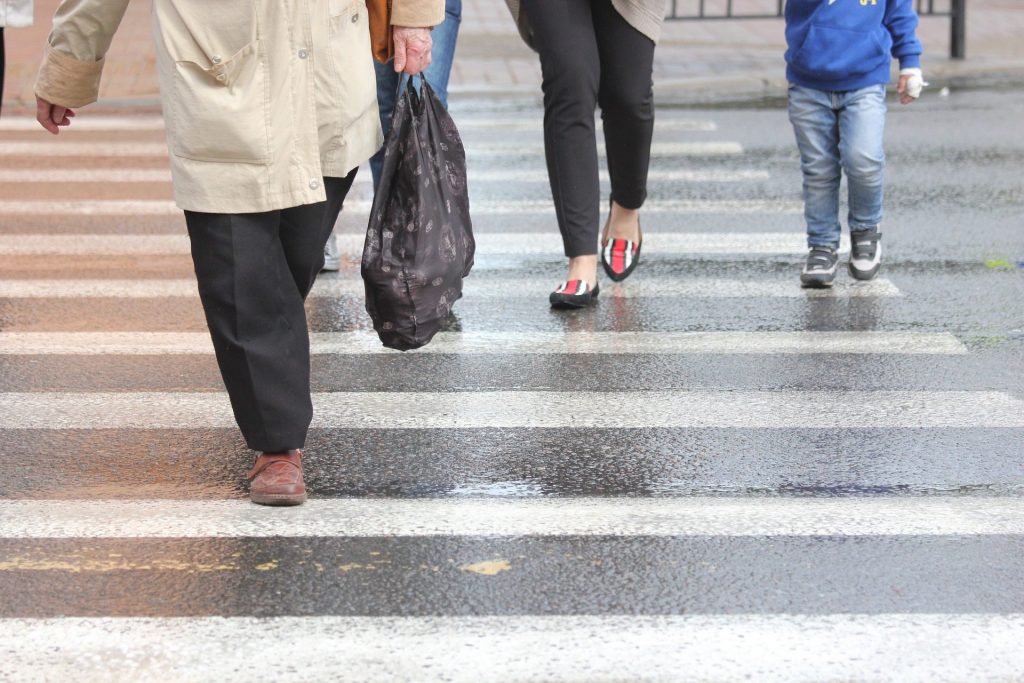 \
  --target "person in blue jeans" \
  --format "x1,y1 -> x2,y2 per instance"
785,0 -> 924,288
323,0 -> 461,270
